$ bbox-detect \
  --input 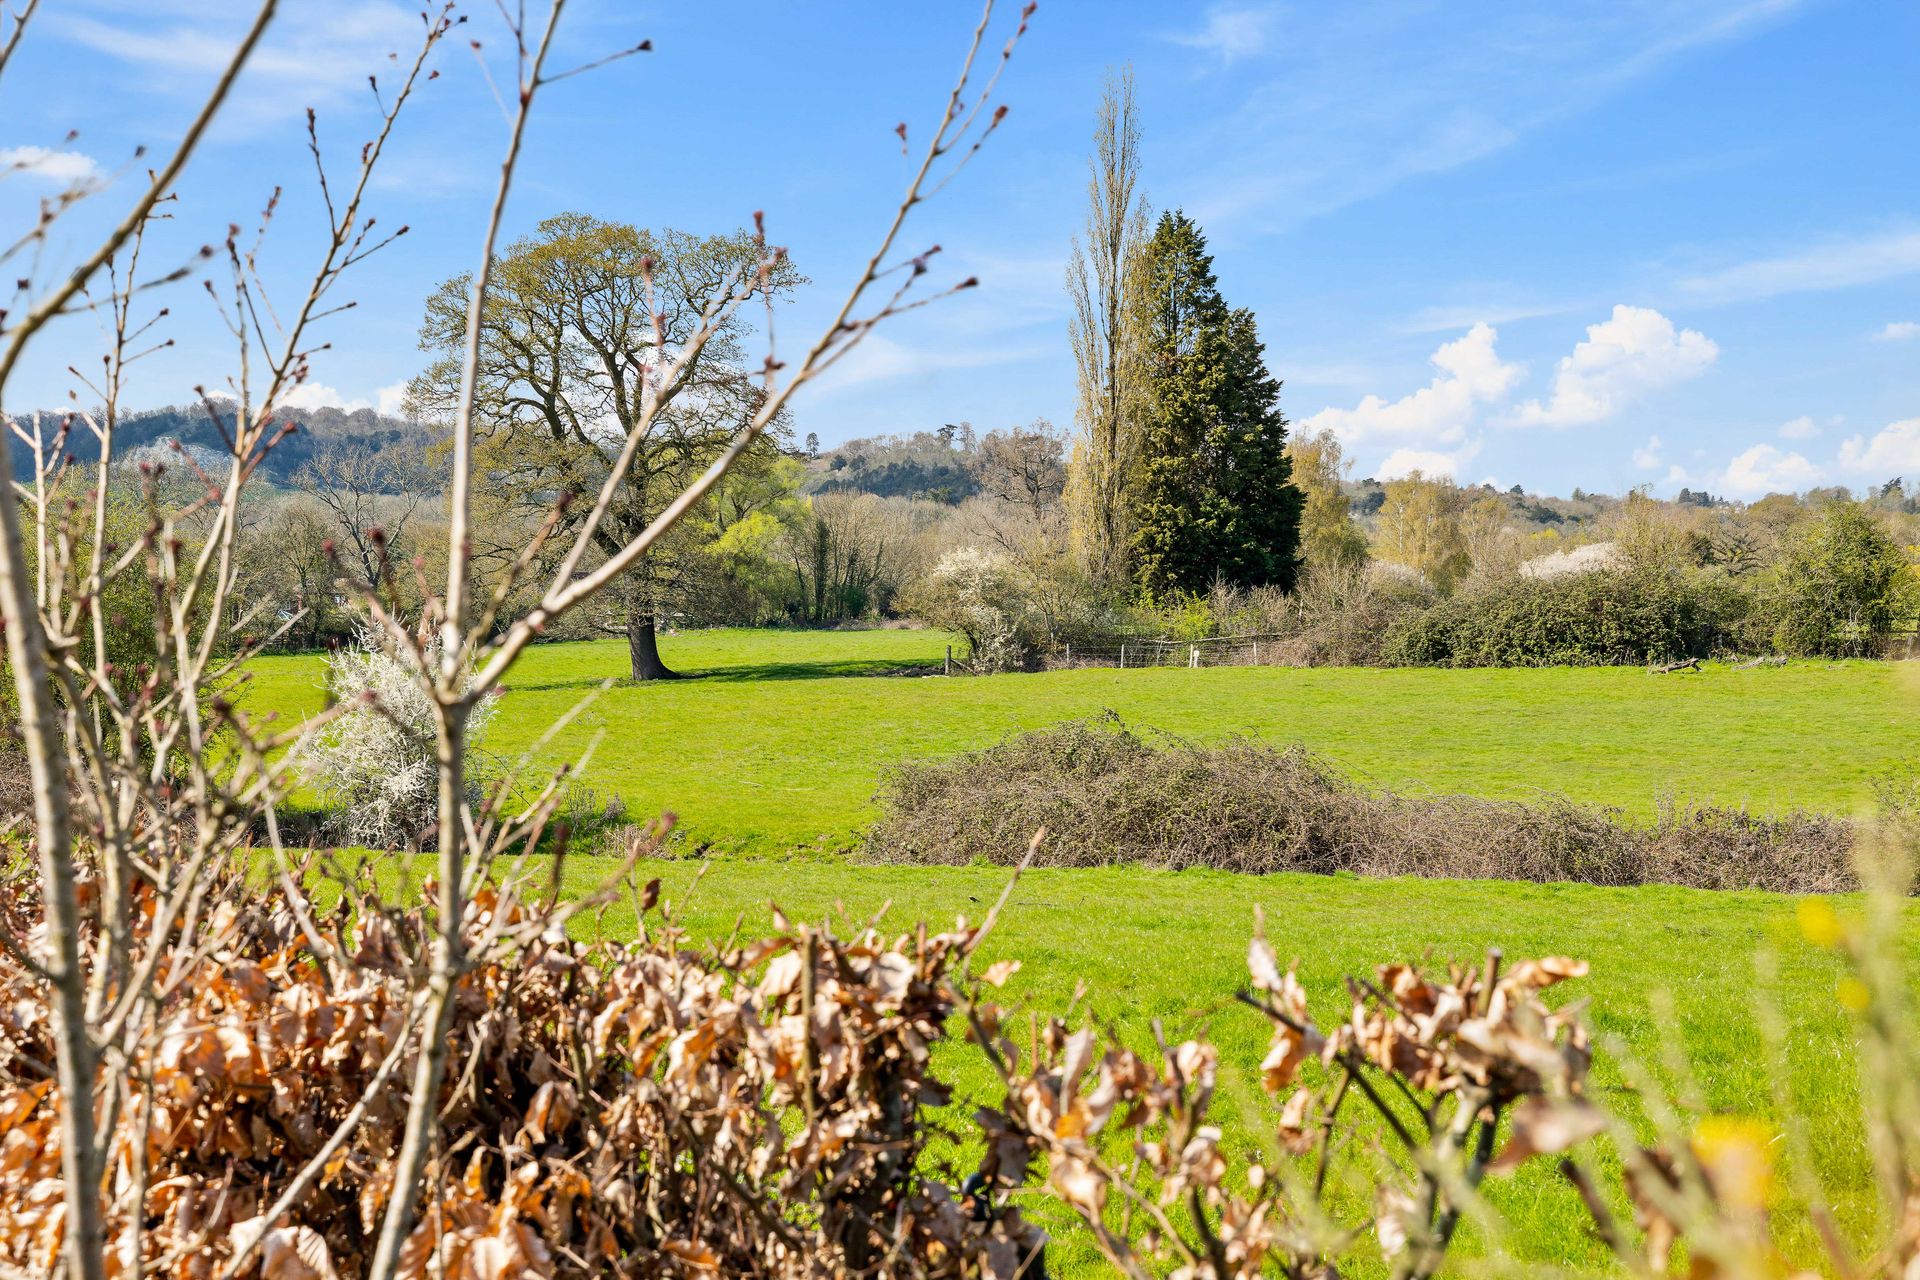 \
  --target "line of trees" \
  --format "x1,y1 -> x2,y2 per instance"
1064,71 -> 1303,603
53,74 -> 1916,680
